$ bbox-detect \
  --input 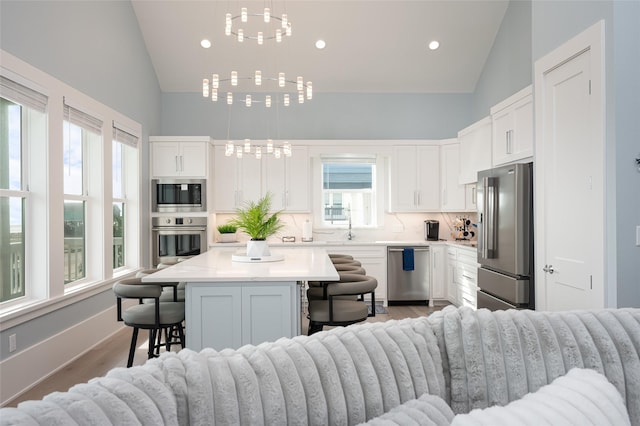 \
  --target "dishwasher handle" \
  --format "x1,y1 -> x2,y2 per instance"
388,248 -> 430,252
